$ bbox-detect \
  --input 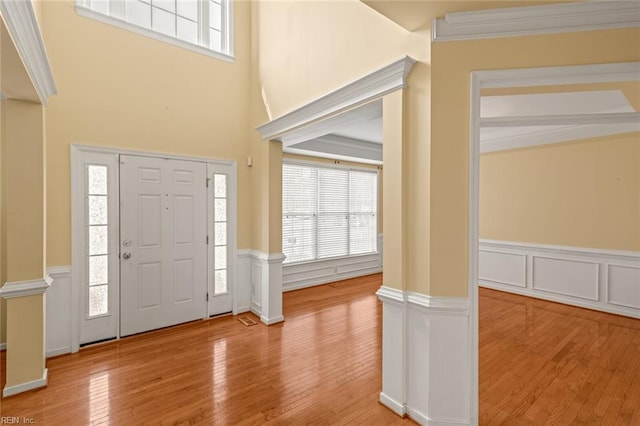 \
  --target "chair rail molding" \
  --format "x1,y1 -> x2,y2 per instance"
433,1 -> 640,42
0,276 -> 52,299
0,0 -> 57,103
255,56 -> 416,142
